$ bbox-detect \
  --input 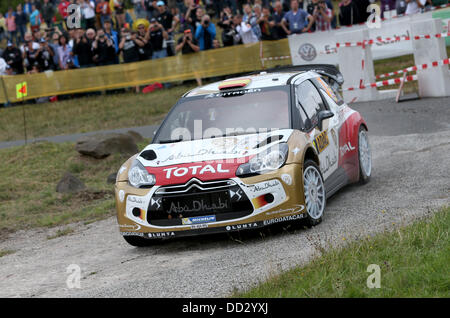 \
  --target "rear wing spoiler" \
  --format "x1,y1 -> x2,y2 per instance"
249,64 -> 344,91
